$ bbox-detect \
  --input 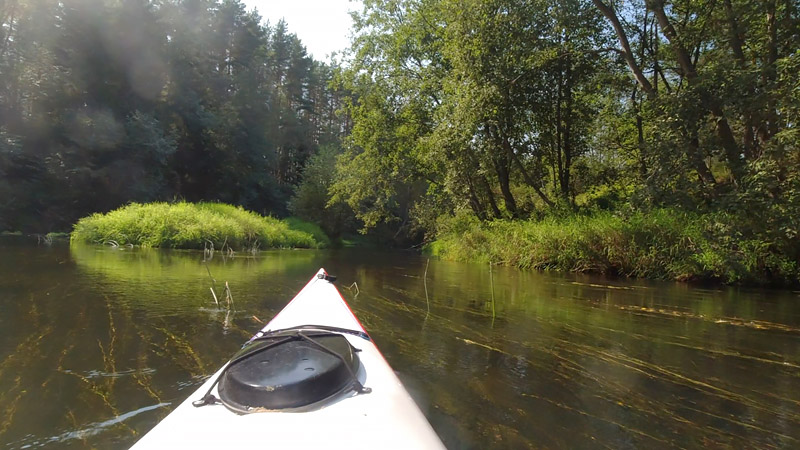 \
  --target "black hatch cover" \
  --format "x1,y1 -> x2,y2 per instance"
217,333 -> 361,412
